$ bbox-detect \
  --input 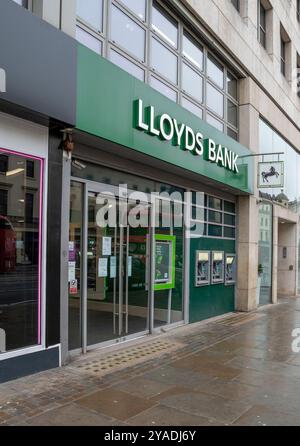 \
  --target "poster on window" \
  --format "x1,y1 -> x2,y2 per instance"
258,161 -> 284,188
